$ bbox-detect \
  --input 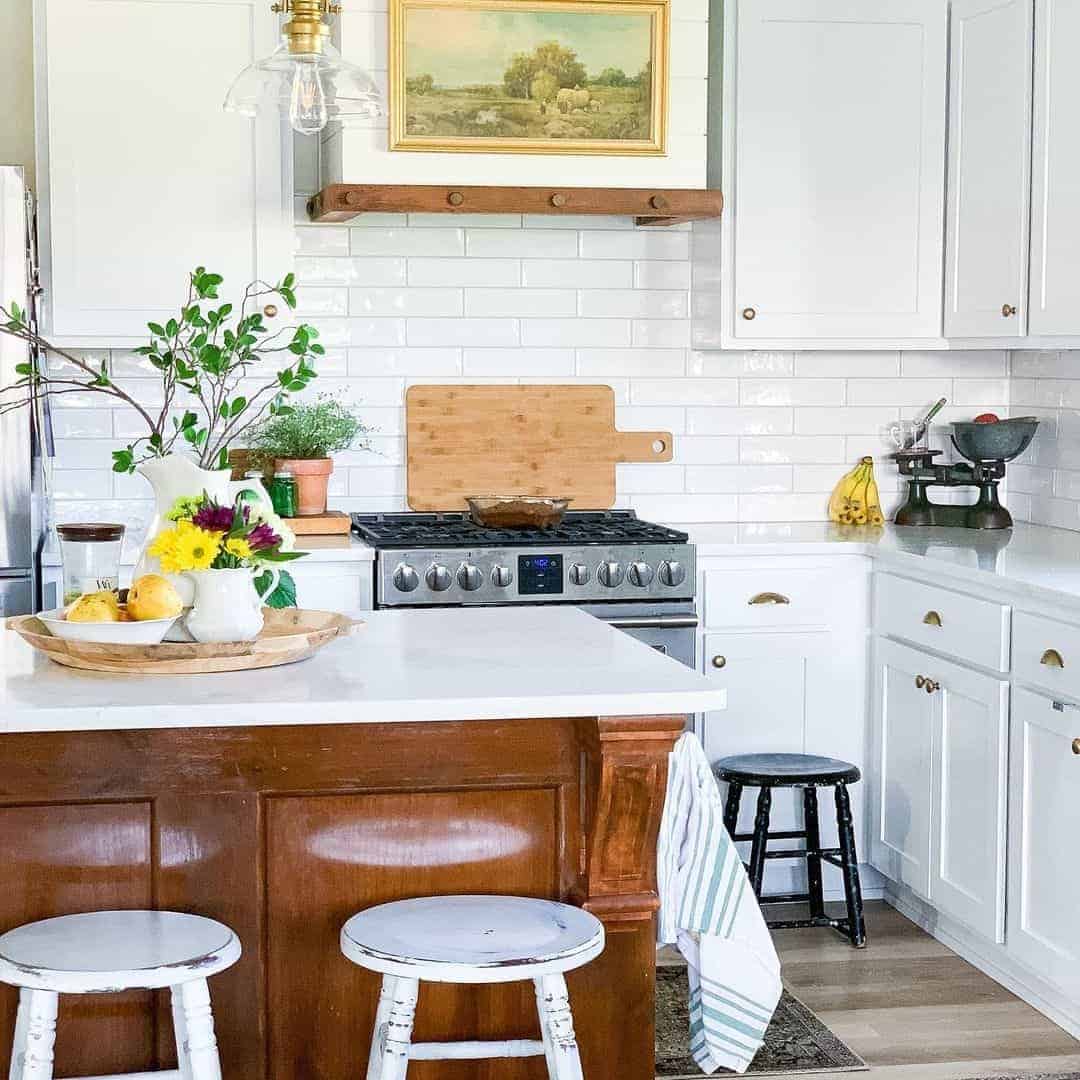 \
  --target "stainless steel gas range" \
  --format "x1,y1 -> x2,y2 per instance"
351,510 -> 698,667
